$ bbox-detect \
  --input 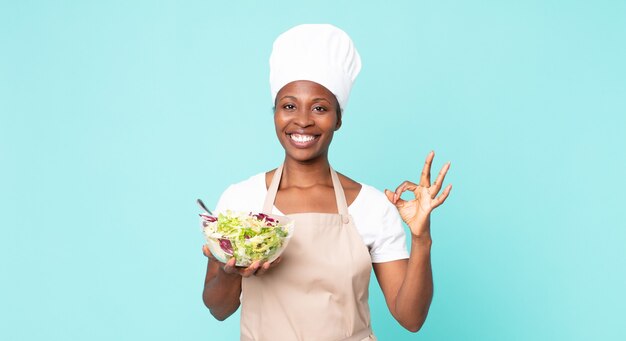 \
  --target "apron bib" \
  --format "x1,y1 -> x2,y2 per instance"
240,164 -> 376,341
